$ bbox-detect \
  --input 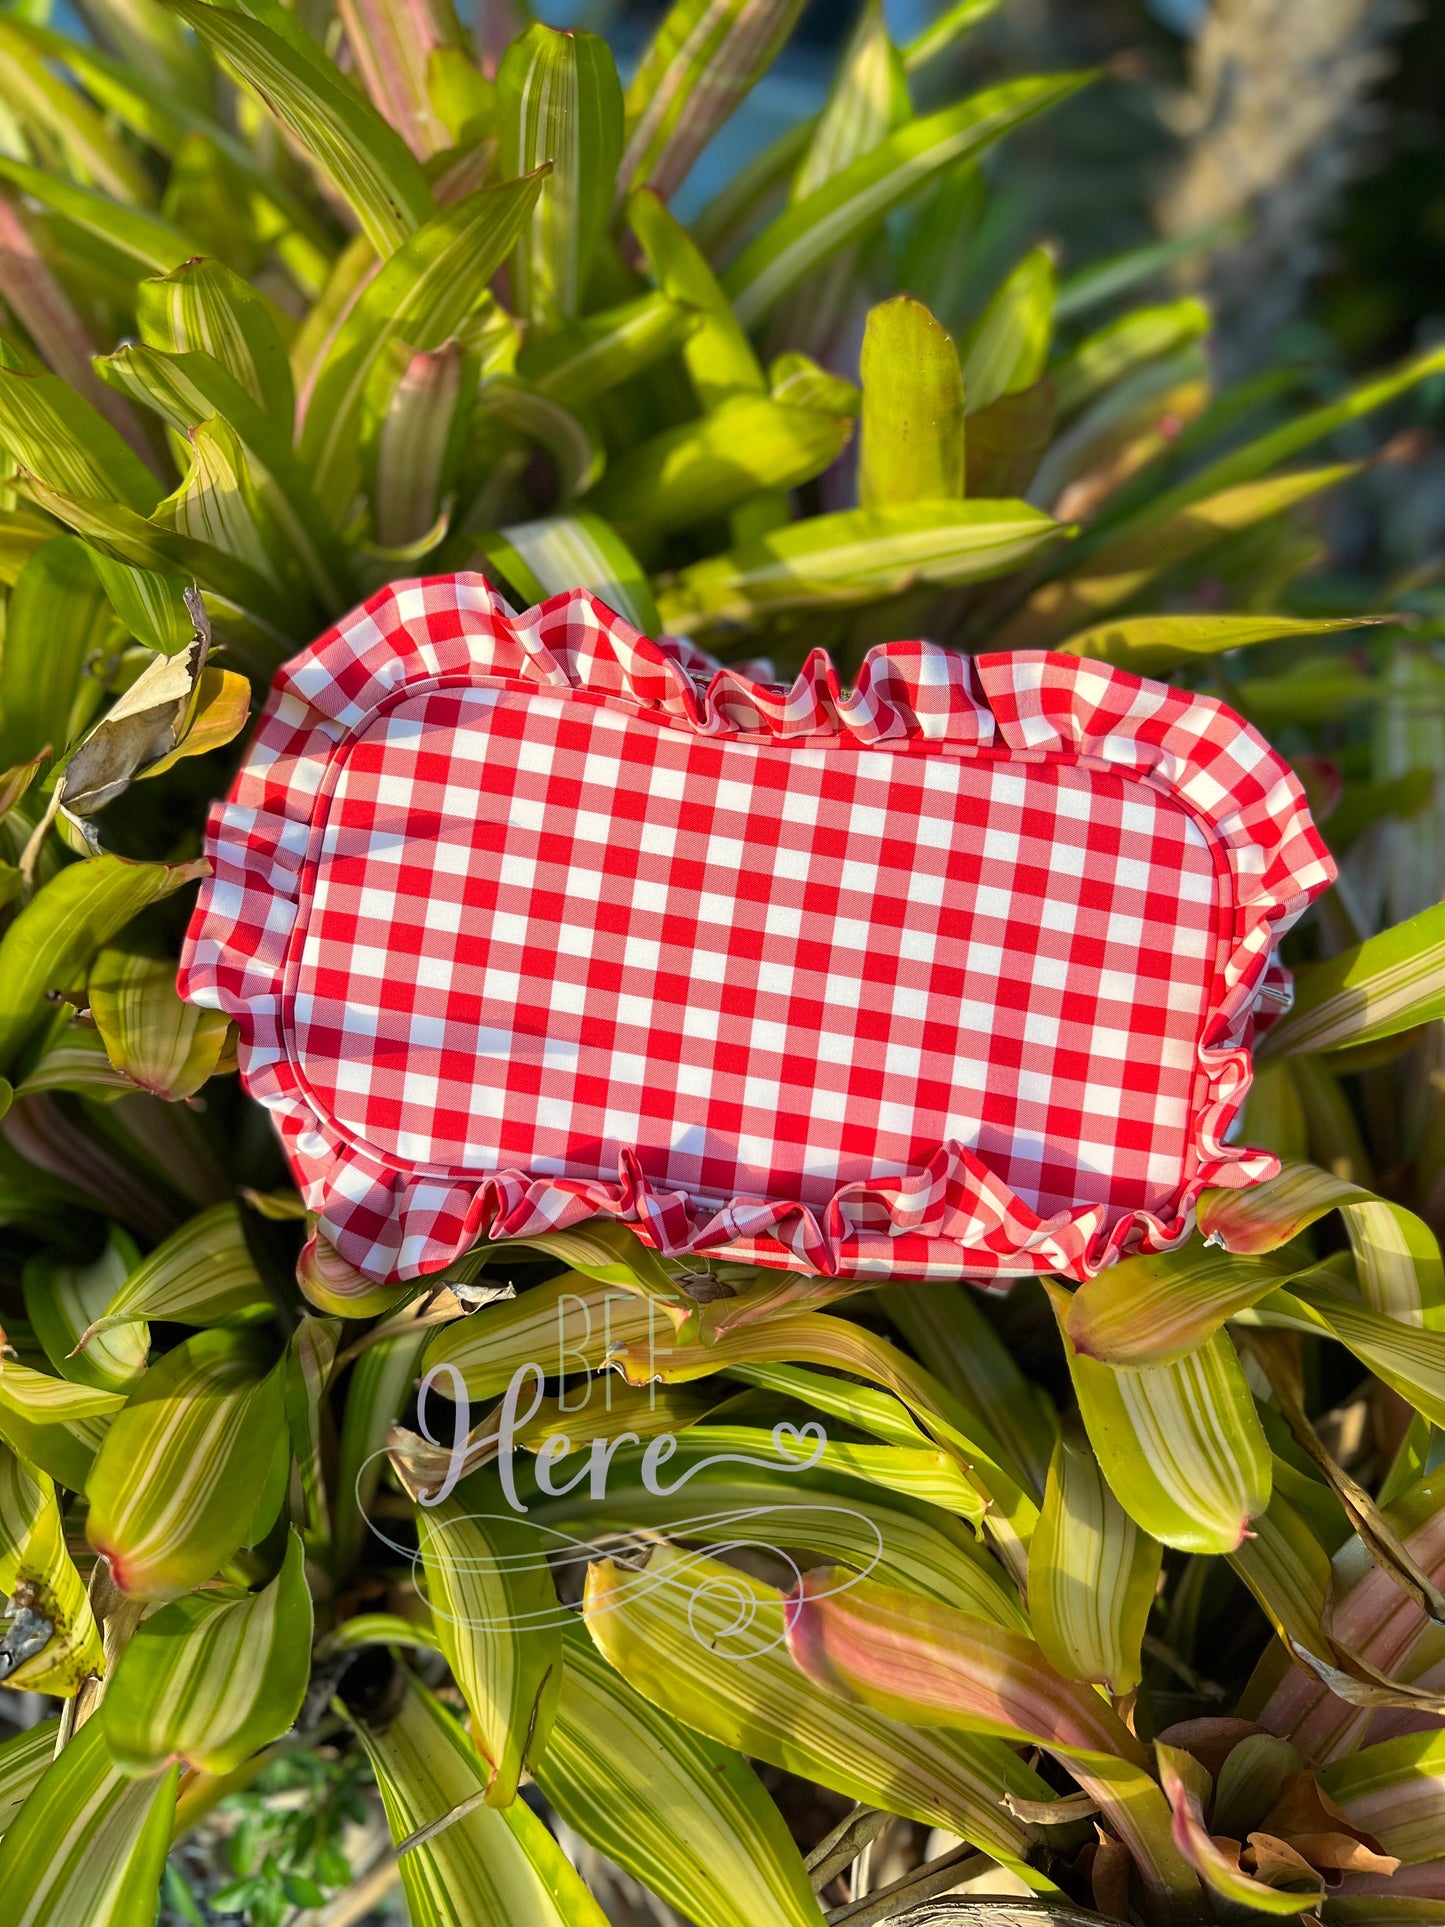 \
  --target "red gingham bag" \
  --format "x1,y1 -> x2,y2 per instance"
178,573 -> 1335,1287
